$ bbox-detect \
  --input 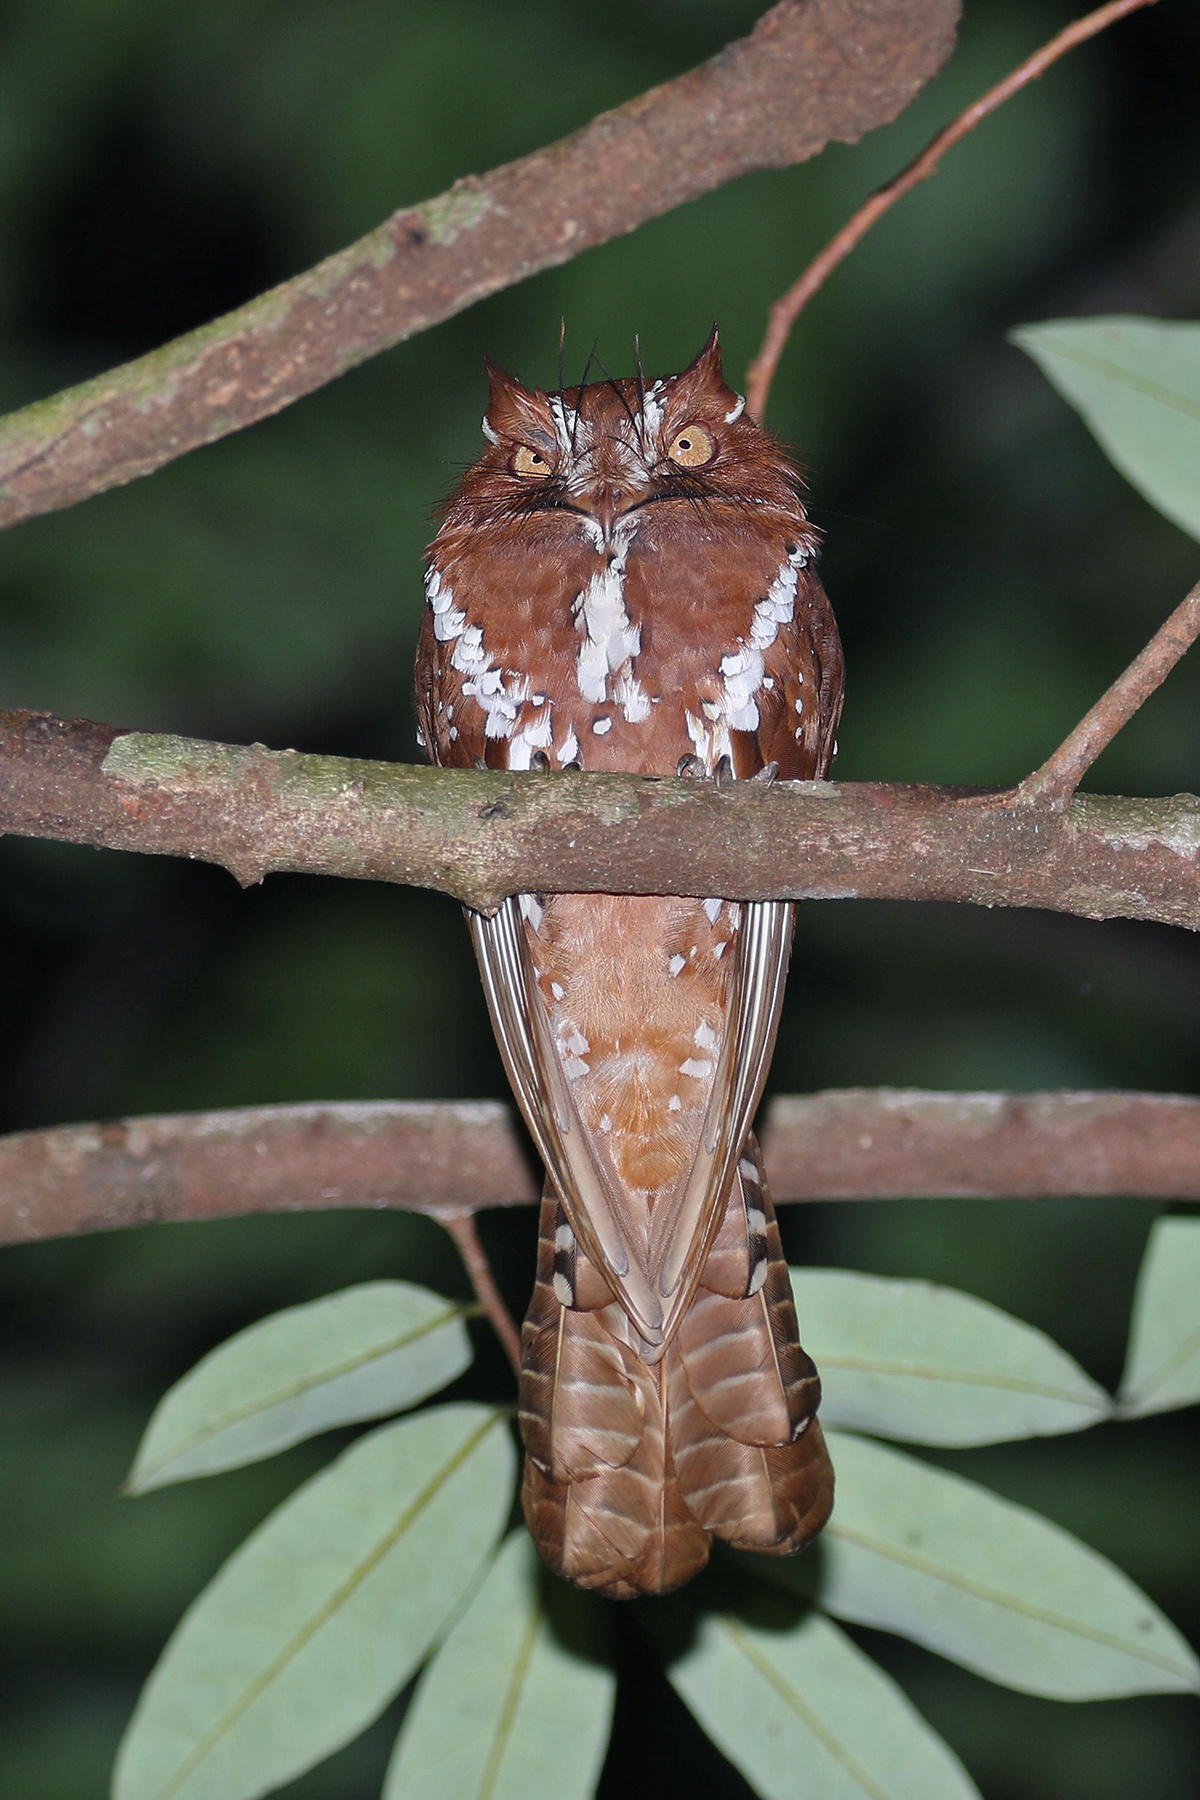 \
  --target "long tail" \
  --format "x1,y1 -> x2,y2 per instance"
518,1134 -> 834,1599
